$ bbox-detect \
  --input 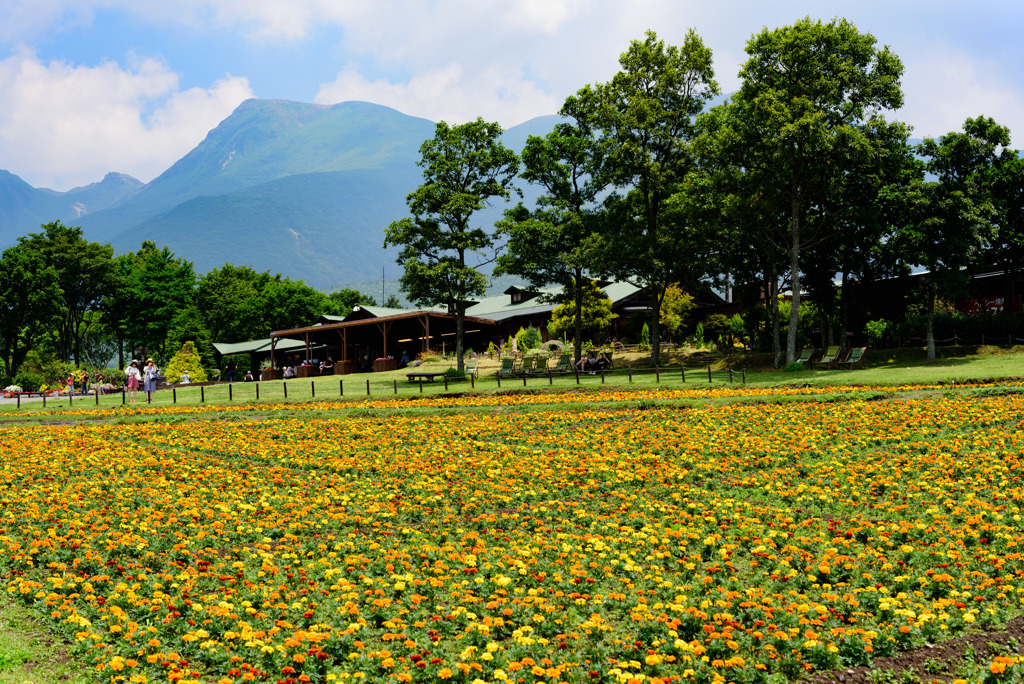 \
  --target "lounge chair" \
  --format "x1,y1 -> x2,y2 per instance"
465,359 -> 478,378
796,348 -> 816,365
530,356 -> 548,375
551,353 -> 573,373
838,347 -> 866,369
497,358 -> 517,378
814,345 -> 841,368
